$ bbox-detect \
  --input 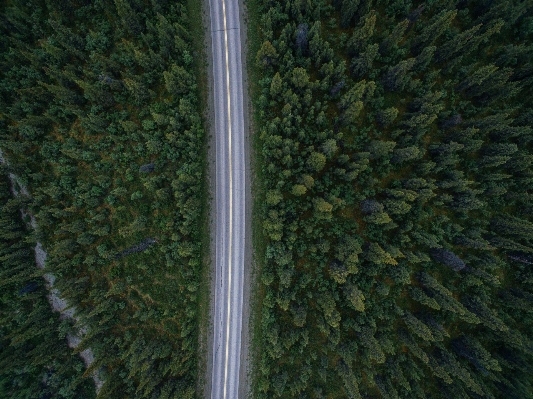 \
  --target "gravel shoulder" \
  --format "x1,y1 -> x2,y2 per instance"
237,0 -> 253,396
201,0 -> 216,394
